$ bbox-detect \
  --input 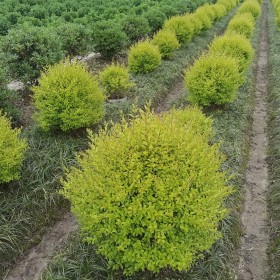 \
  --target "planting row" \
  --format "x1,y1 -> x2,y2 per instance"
185,0 -> 261,107
128,0 -> 238,73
